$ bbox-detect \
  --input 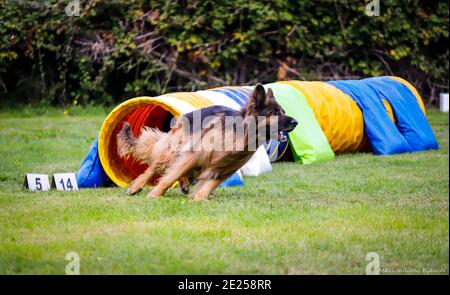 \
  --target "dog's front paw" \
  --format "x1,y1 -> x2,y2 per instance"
127,184 -> 143,195
147,191 -> 162,199
191,192 -> 209,202
127,188 -> 141,195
